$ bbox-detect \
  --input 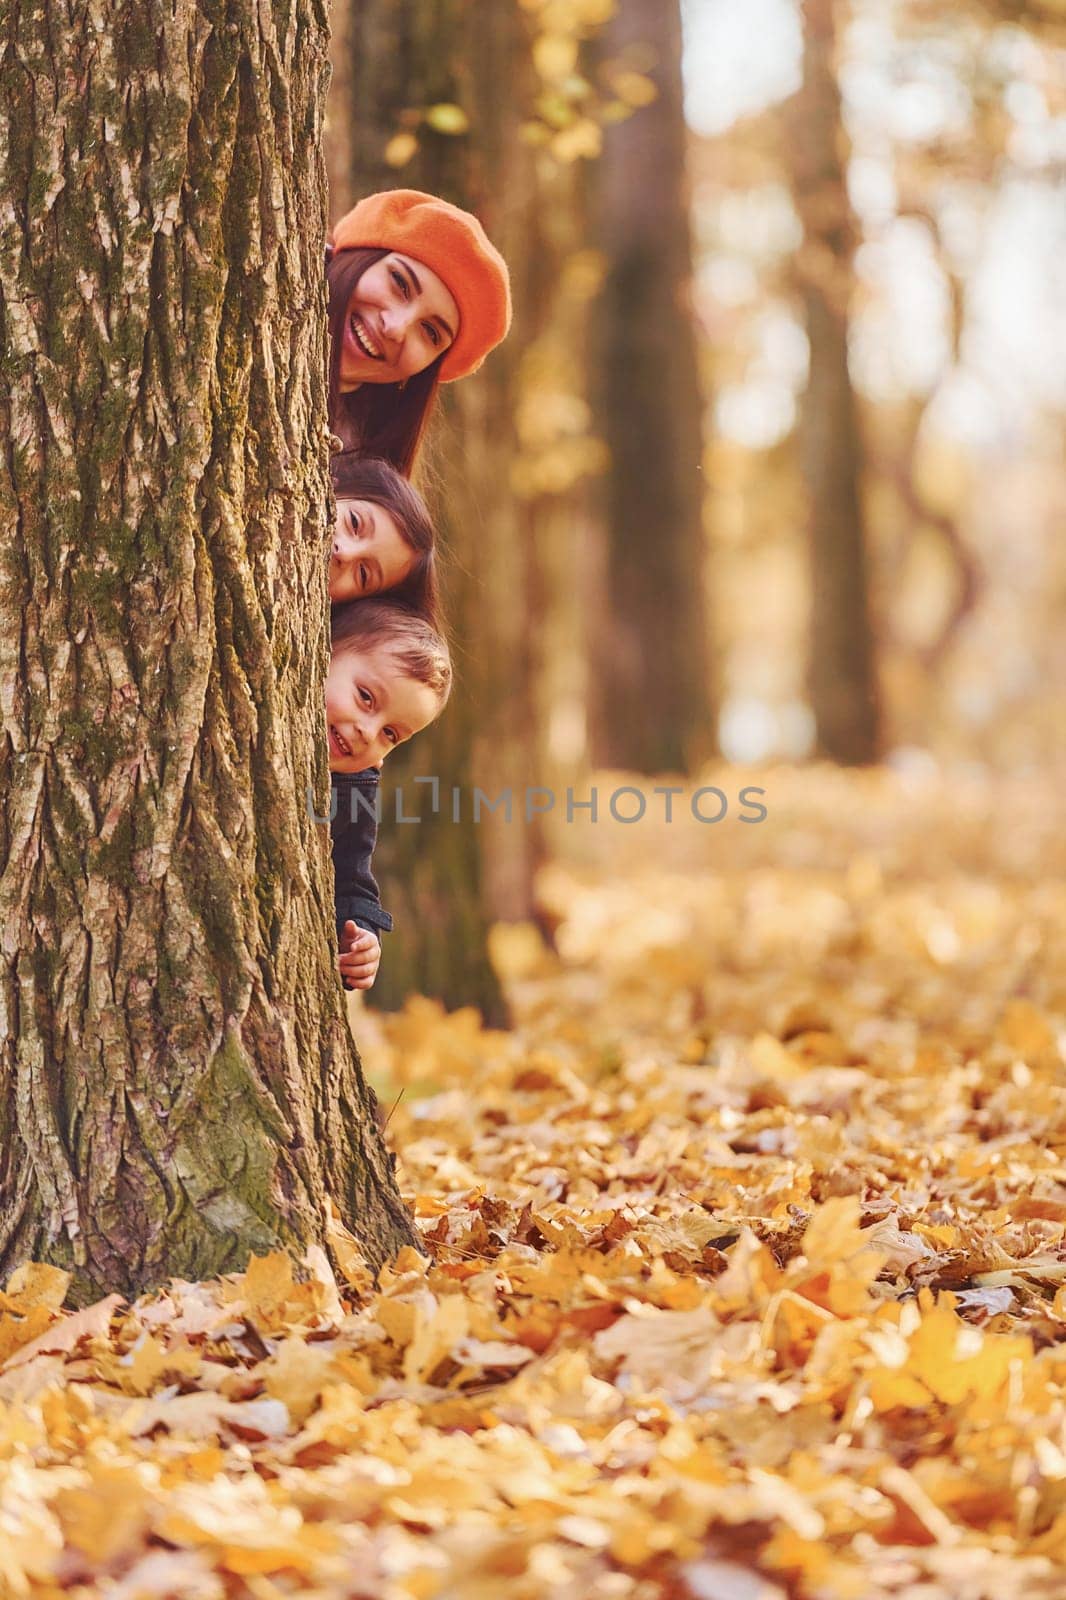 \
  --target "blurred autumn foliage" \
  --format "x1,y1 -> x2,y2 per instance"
696,0 -> 1065,767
